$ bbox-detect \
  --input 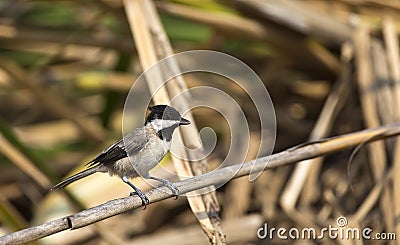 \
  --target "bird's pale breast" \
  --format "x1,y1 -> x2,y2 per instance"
110,132 -> 170,178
